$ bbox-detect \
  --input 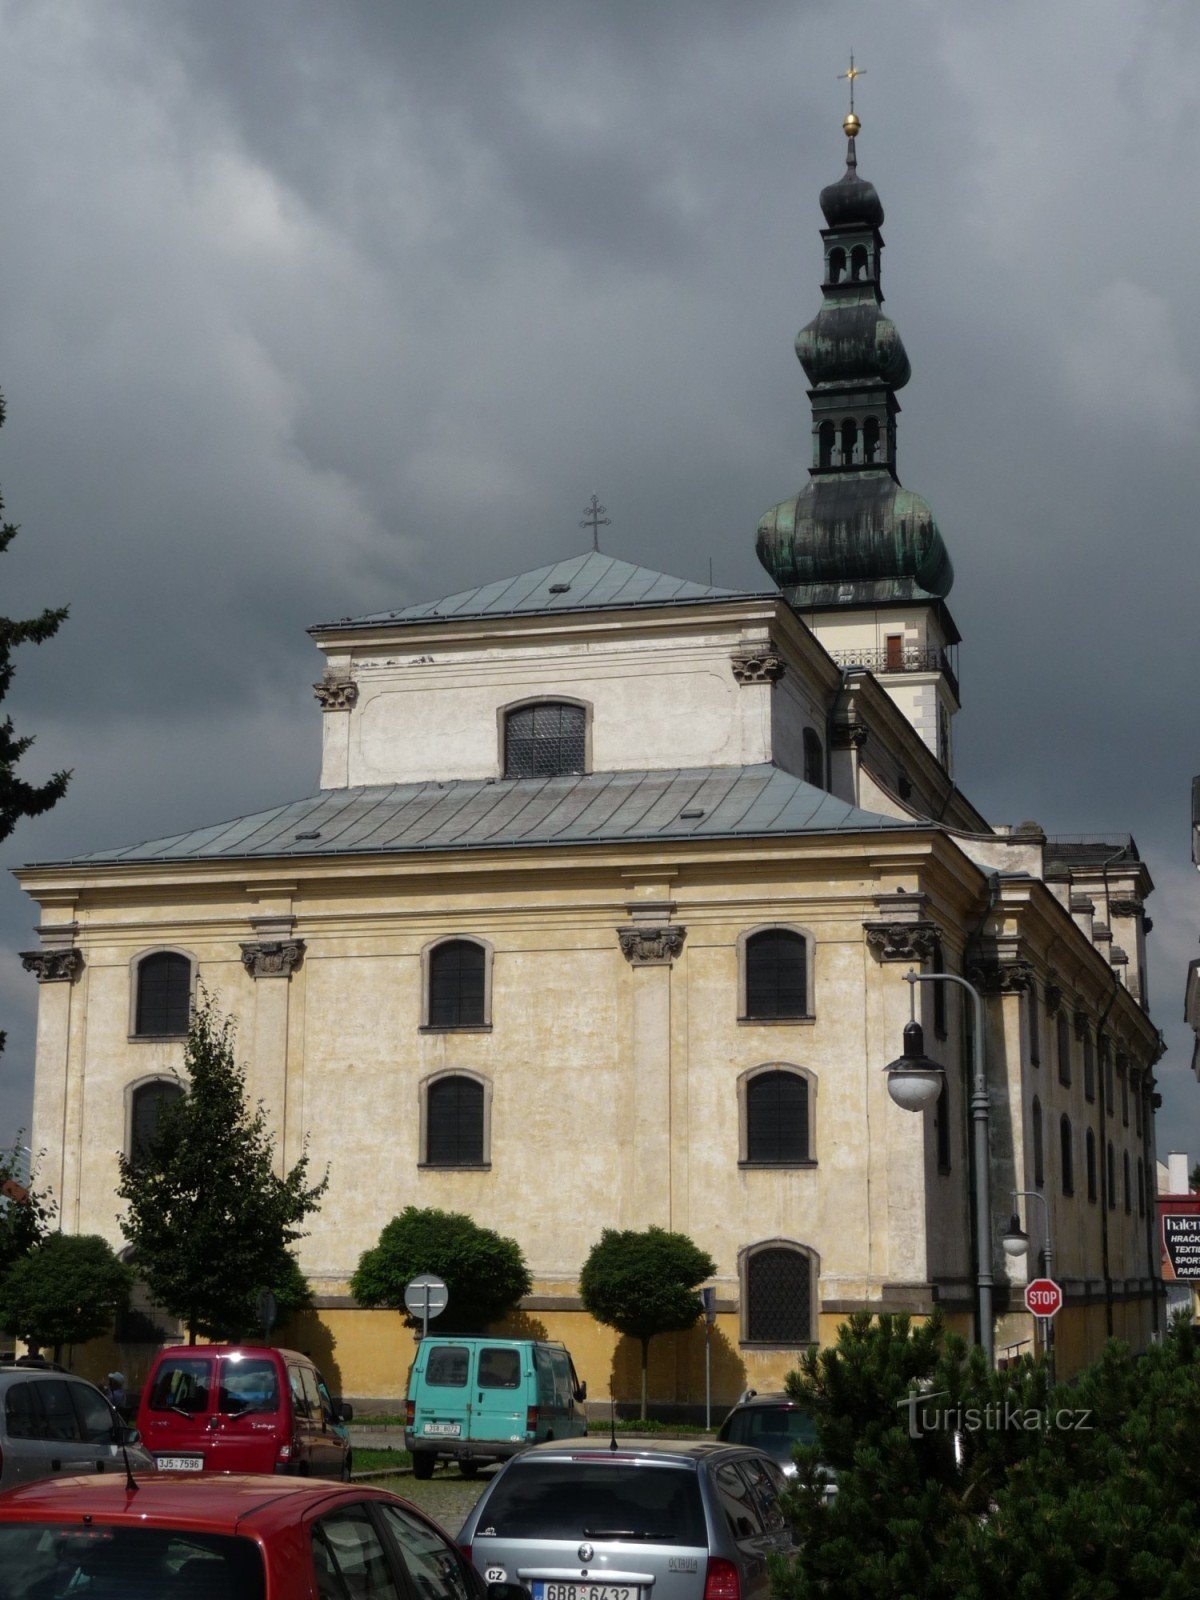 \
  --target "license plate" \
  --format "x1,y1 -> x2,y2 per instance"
423,1422 -> 461,1437
156,1455 -> 204,1471
534,1587 -> 639,1600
